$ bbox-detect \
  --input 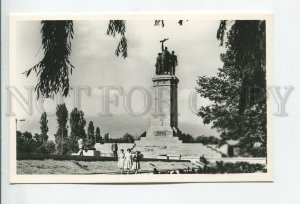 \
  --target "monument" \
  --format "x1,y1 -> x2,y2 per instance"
134,39 -> 223,159
147,38 -> 179,138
